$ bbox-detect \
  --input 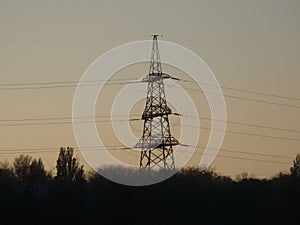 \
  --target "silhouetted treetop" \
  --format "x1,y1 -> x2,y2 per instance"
290,153 -> 300,177
13,154 -> 32,182
29,158 -> 48,183
56,146 -> 85,183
